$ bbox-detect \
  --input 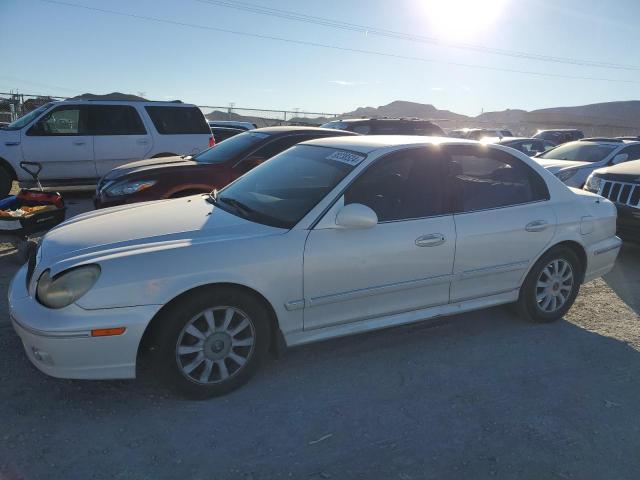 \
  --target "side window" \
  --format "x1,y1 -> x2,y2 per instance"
251,135 -> 315,159
446,145 -> 549,213
144,106 -> 210,134
351,124 -> 371,135
620,145 -> 640,161
27,106 -> 85,136
89,105 -> 147,135
344,147 -> 447,222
